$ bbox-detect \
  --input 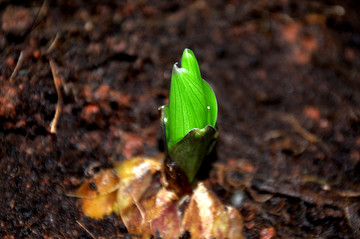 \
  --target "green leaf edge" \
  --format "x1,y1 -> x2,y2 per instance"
168,49 -> 218,147
159,105 -> 218,182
